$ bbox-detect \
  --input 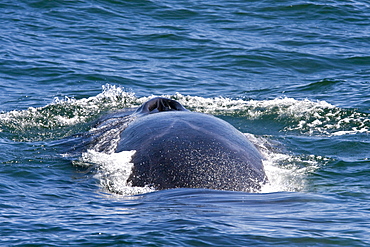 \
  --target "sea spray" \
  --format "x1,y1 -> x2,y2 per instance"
245,133 -> 322,193
79,149 -> 154,195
